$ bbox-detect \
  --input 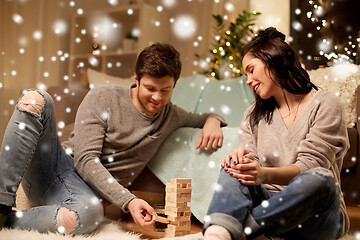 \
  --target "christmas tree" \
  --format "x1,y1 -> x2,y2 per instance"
197,11 -> 260,80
